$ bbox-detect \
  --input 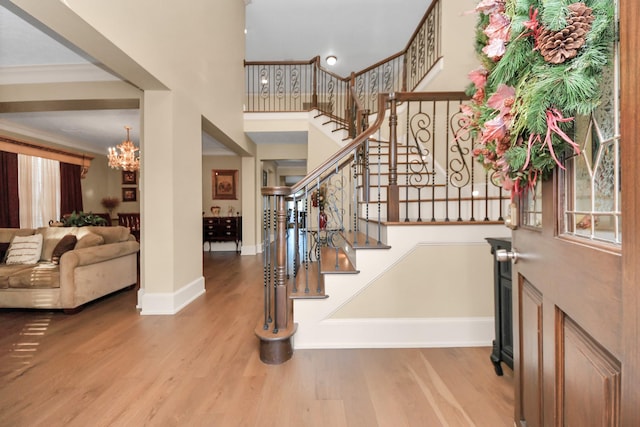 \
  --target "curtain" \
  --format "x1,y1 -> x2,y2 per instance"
18,154 -> 60,228
0,151 -> 20,228
60,162 -> 83,216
